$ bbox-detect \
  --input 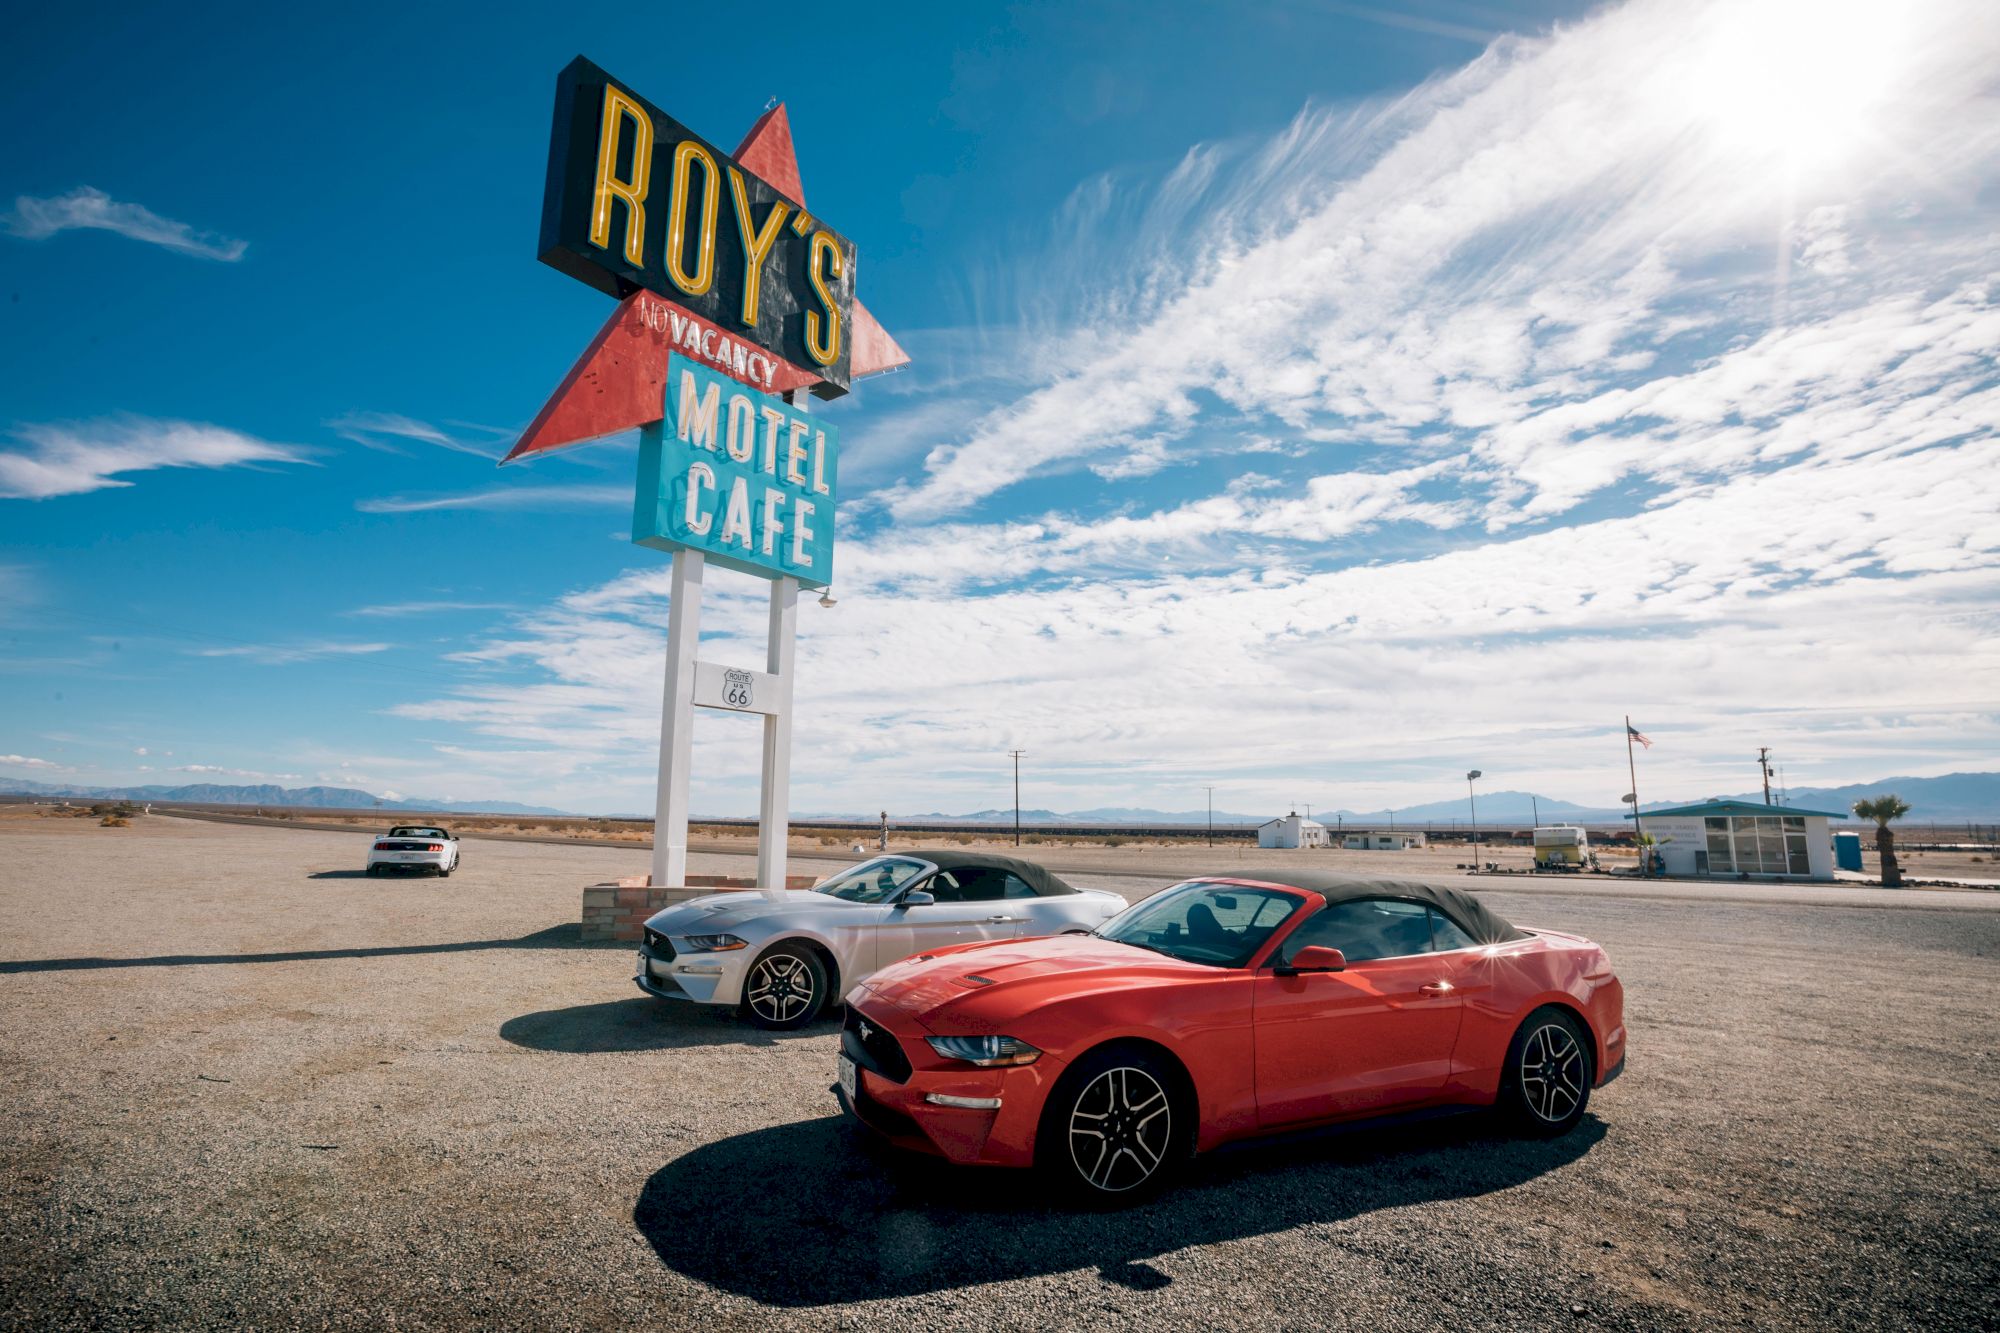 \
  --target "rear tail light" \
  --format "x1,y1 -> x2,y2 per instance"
427,843 -> 442,852
374,842 -> 391,851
